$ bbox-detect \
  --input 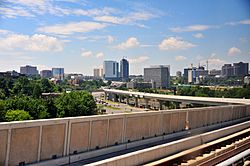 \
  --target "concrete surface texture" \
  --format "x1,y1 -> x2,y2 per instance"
87,120 -> 250,166
0,104 -> 249,166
